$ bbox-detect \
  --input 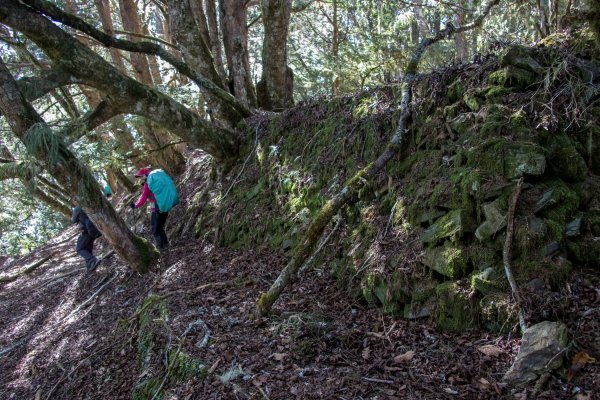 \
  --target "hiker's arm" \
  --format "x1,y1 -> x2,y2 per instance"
133,183 -> 150,209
